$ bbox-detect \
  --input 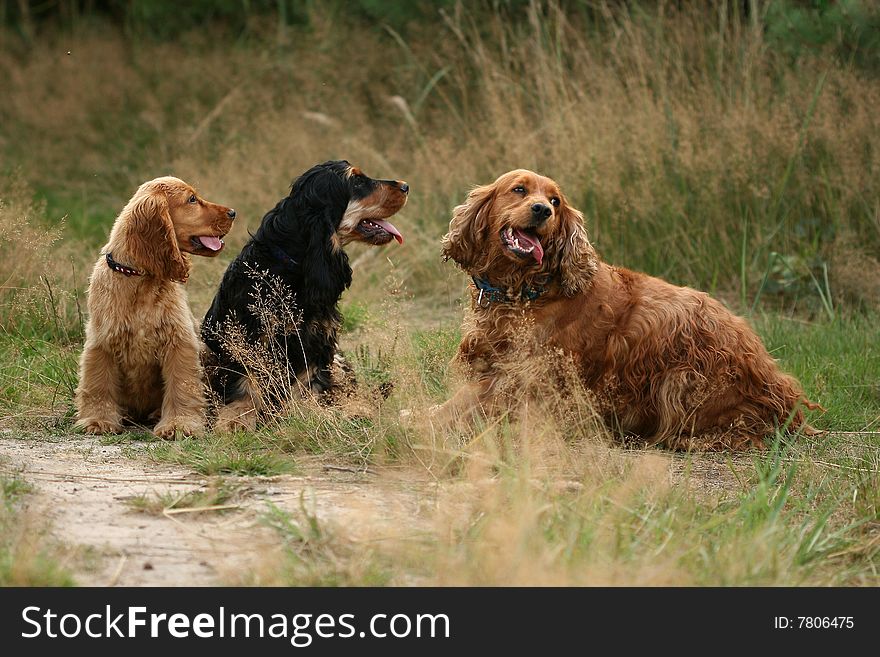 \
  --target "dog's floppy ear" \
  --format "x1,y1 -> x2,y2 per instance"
125,183 -> 190,282
441,182 -> 497,271
548,197 -> 598,296
300,207 -> 353,308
